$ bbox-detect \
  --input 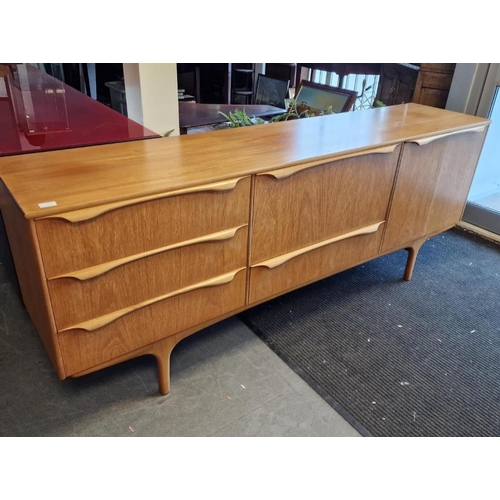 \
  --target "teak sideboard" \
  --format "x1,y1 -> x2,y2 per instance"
0,104 -> 490,395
